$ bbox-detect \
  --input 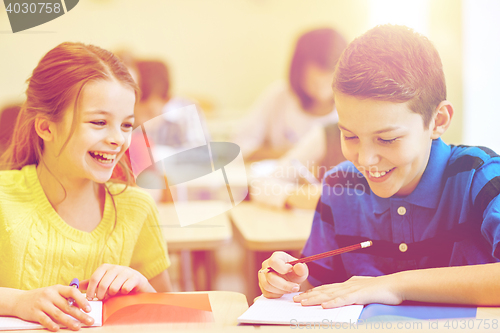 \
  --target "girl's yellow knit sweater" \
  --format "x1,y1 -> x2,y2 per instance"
0,165 -> 170,290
